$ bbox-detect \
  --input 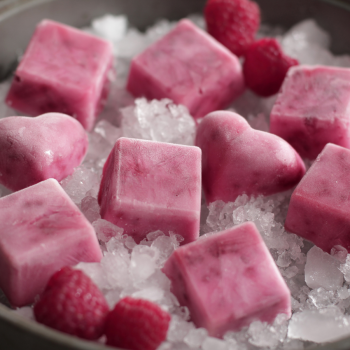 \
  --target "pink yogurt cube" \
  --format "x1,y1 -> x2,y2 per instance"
163,222 -> 291,337
270,65 -> 350,160
127,19 -> 244,119
98,137 -> 201,244
6,20 -> 113,131
0,179 -> 102,306
285,143 -> 350,253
